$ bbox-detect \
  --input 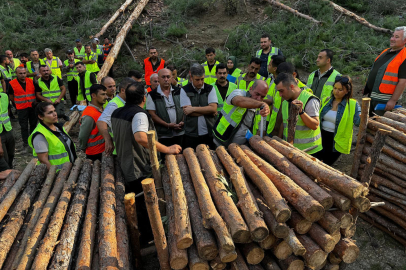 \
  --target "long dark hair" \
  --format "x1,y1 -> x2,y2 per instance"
332,75 -> 353,102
